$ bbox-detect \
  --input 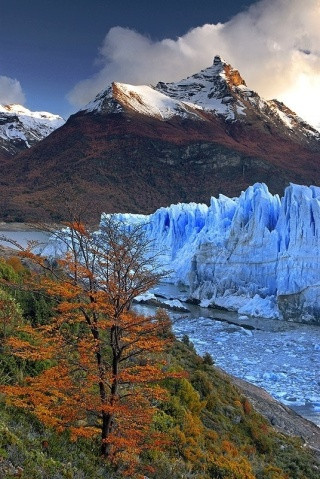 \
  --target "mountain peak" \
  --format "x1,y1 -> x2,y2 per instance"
3,56 -> 320,223
213,54 -> 223,65
198,55 -> 247,88
82,56 -> 248,118
0,103 -> 26,113
152,56 -> 251,120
